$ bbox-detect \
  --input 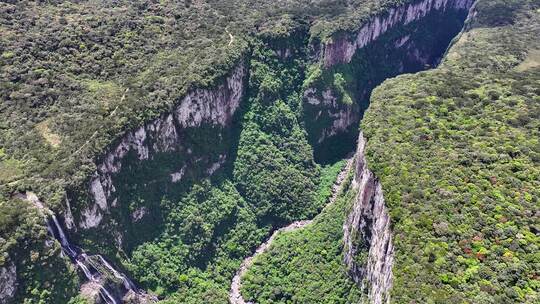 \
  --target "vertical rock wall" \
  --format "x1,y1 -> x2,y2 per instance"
344,133 -> 394,304
75,62 -> 247,232
322,0 -> 475,67
0,262 -> 17,304
304,0 -> 475,162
